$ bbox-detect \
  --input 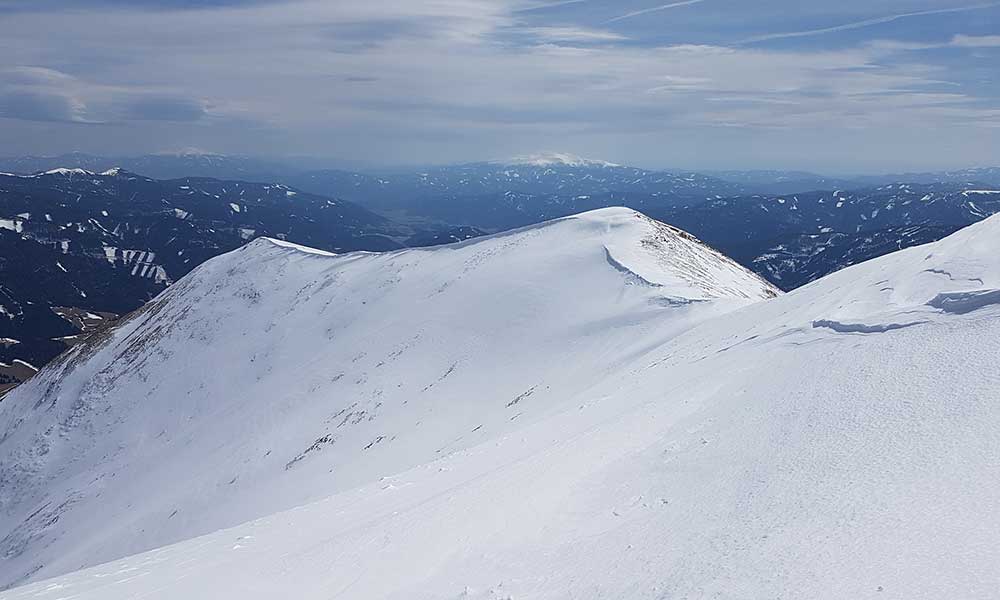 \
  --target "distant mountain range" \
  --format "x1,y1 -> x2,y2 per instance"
286,161 -> 745,230
0,153 -> 293,183
3,151 -> 998,196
